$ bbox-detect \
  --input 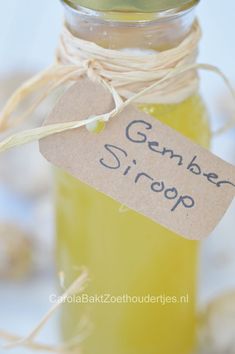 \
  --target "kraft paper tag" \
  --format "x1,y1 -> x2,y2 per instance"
40,78 -> 235,240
